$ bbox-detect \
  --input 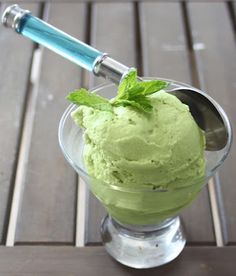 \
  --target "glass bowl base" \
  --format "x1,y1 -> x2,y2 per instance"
101,215 -> 186,269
